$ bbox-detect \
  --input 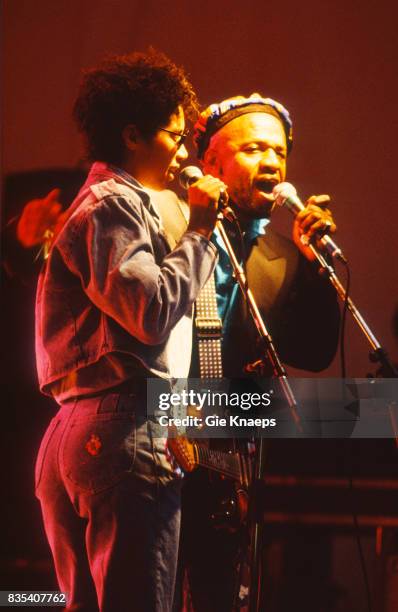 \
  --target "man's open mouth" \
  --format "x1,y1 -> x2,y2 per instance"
255,179 -> 278,195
